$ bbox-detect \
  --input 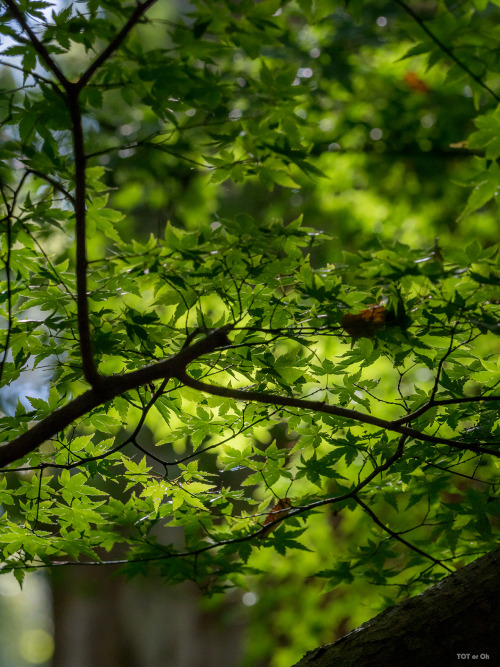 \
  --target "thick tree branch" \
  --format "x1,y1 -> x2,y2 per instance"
0,328 -> 231,468
65,86 -> 98,385
0,207 -> 12,385
4,1 -> 95,383
175,370 -> 500,457
1,320 -> 499,469
293,547 -> 500,666
69,0 -> 159,384
6,0 -> 160,387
